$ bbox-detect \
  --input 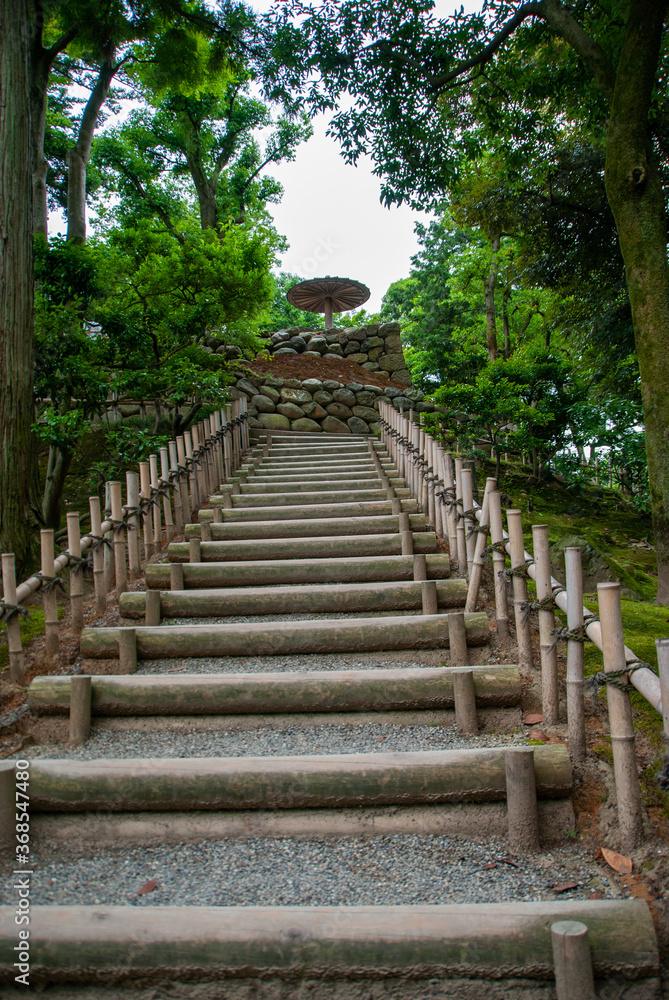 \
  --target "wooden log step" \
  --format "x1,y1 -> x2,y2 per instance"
0,745 -> 570,812
251,469 -> 386,480
29,664 -> 521,716
0,899 -> 656,987
239,479 -> 383,494
256,457 -> 392,470
146,553 -> 451,589
206,499 -> 419,520
119,579 -> 467,618
188,514 -> 428,540
168,532 -> 437,562
230,489 -> 390,507
80,612 -> 489,659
